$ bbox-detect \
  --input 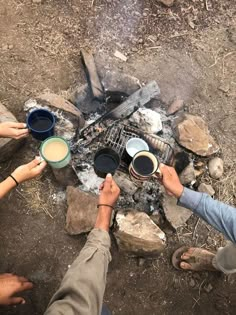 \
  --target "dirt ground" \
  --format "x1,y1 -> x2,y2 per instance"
0,0 -> 236,314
